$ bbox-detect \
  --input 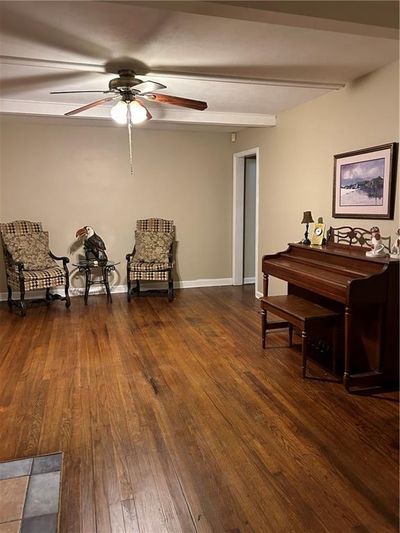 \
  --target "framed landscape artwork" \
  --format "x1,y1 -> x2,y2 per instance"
332,143 -> 398,219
